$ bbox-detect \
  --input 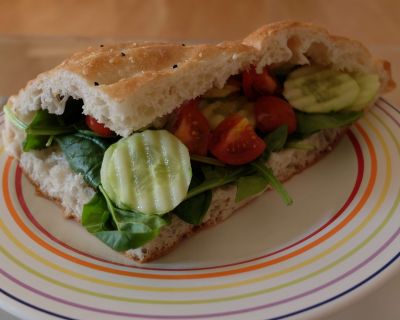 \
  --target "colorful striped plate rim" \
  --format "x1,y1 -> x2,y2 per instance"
0,98 -> 399,320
